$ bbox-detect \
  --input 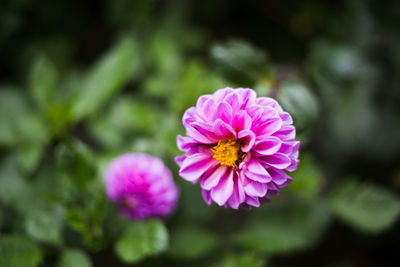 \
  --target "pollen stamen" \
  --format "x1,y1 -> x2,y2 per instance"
211,139 -> 246,168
